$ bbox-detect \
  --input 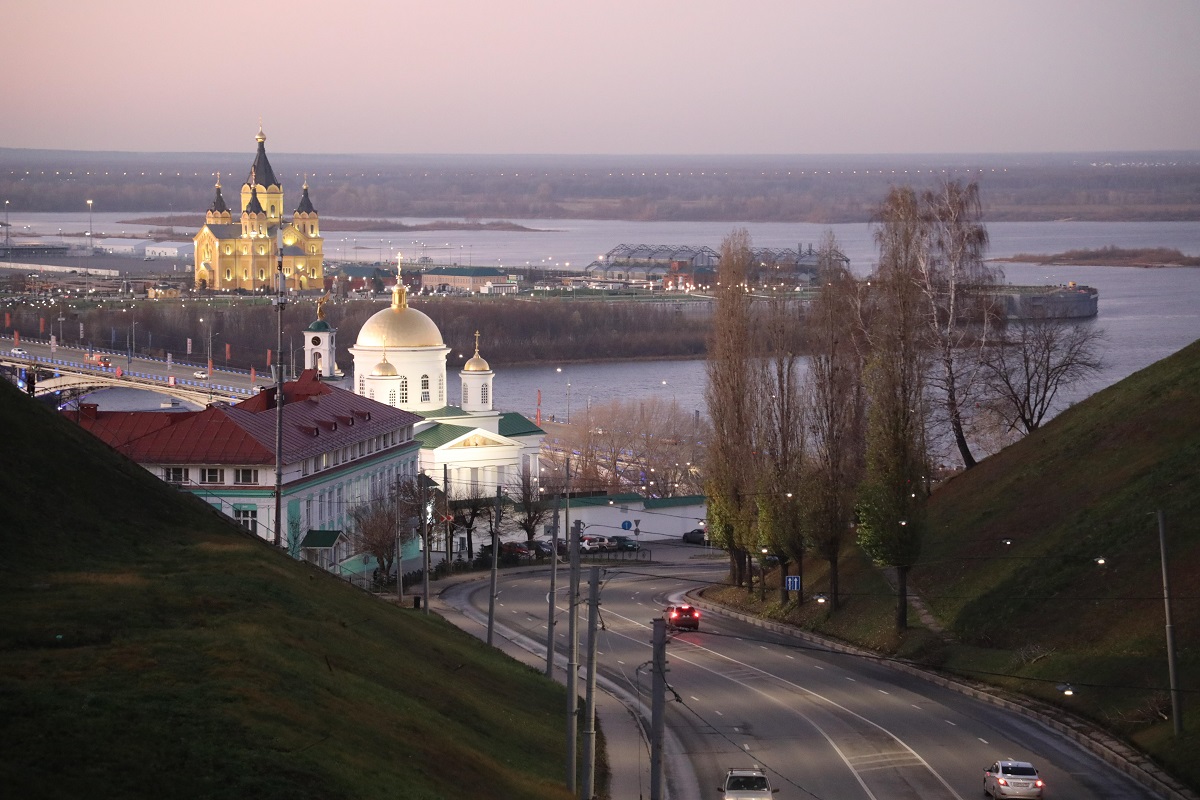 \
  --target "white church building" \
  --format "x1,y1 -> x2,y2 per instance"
303,282 -> 544,495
